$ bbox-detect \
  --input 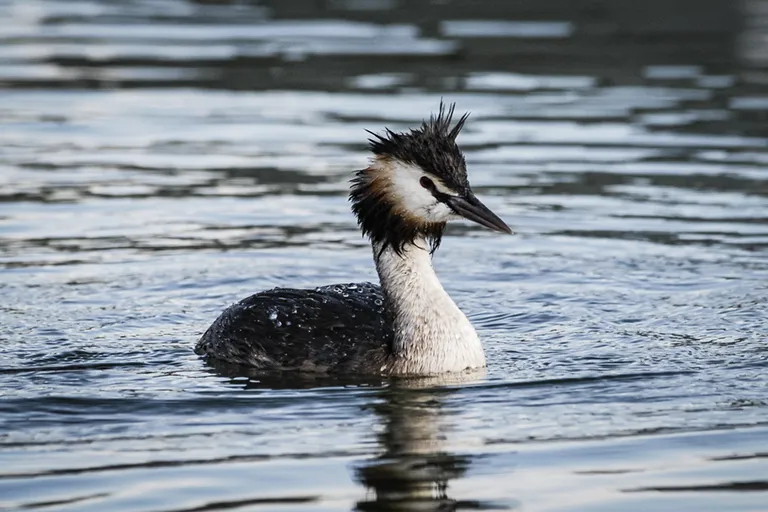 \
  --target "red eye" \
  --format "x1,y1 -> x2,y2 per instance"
420,176 -> 434,190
